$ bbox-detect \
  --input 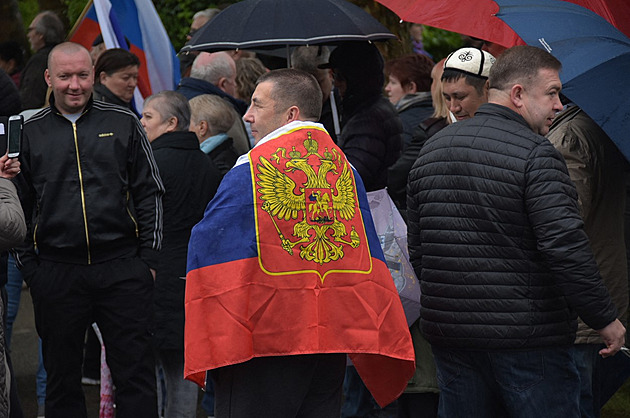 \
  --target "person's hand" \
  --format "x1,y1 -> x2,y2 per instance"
597,319 -> 626,358
0,154 -> 21,179
150,268 -> 156,281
